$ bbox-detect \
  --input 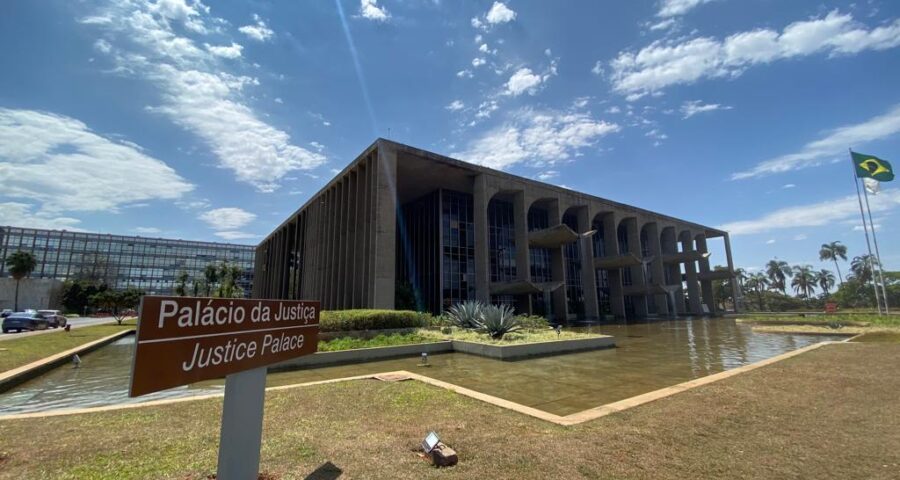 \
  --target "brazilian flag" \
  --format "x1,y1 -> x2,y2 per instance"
852,152 -> 894,182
